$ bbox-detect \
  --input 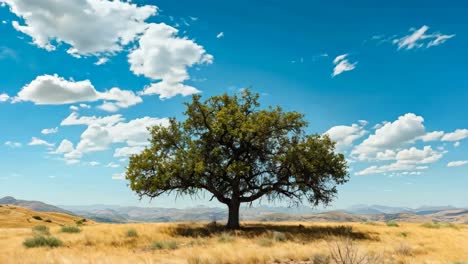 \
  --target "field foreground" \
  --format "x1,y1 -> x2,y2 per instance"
0,221 -> 467,264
